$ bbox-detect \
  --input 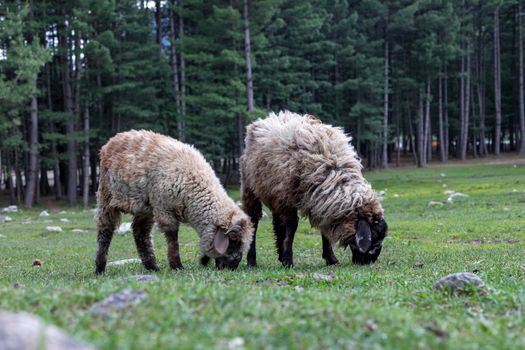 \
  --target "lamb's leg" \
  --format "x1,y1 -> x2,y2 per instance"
242,185 -> 262,267
95,207 -> 121,275
132,213 -> 159,271
322,235 -> 339,266
163,222 -> 184,270
273,210 -> 298,268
